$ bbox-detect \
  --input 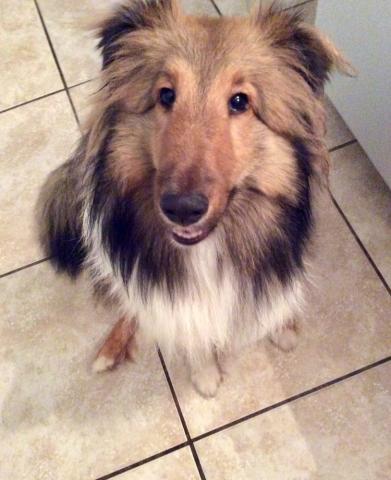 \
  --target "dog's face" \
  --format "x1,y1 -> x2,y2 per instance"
151,52 -> 268,245
94,0 -> 350,246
